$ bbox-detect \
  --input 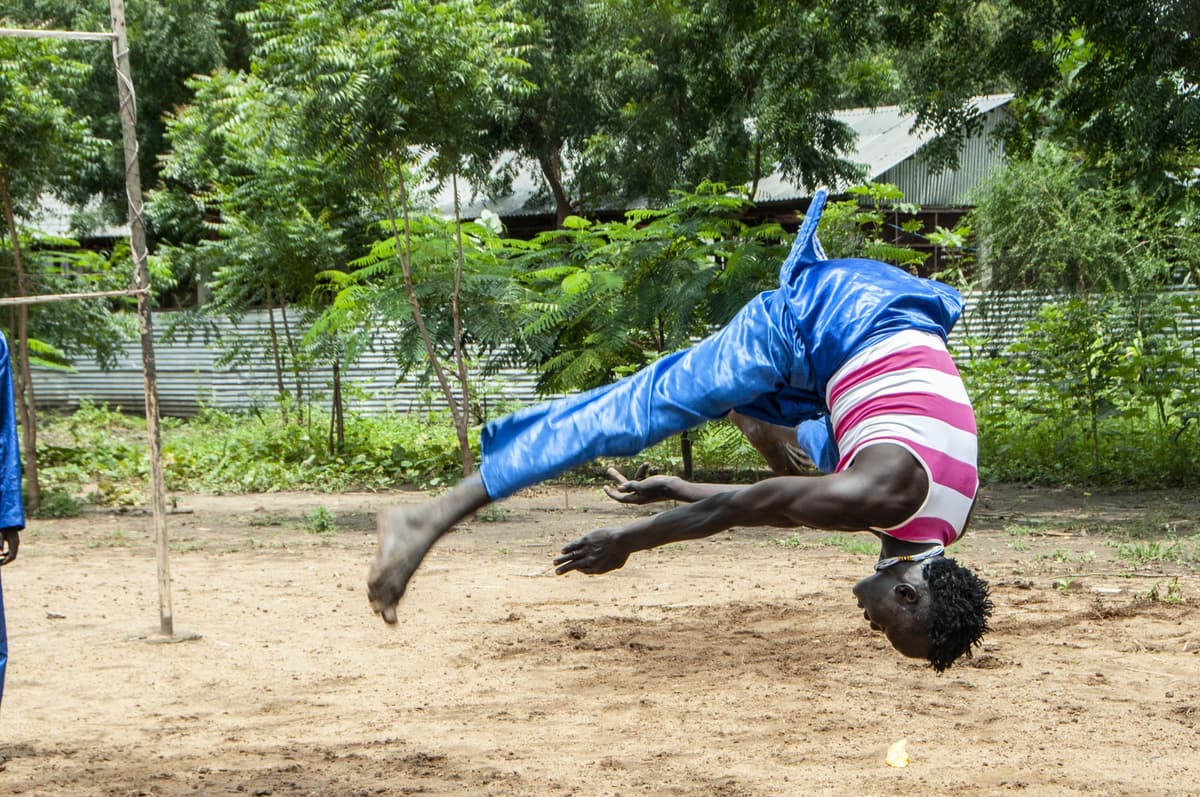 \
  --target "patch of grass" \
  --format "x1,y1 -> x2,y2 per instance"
772,532 -> 808,548
1037,548 -> 1072,563
974,400 -> 1200,488
1004,524 -> 1037,552
163,406 -> 467,494
171,539 -> 207,553
820,533 -> 877,557
304,506 -> 337,534
245,513 -> 286,527
477,504 -> 510,523
88,529 -> 133,548
242,533 -> 286,550
1108,513 -> 1188,540
37,402 -> 148,505
1110,539 -> 1186,566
